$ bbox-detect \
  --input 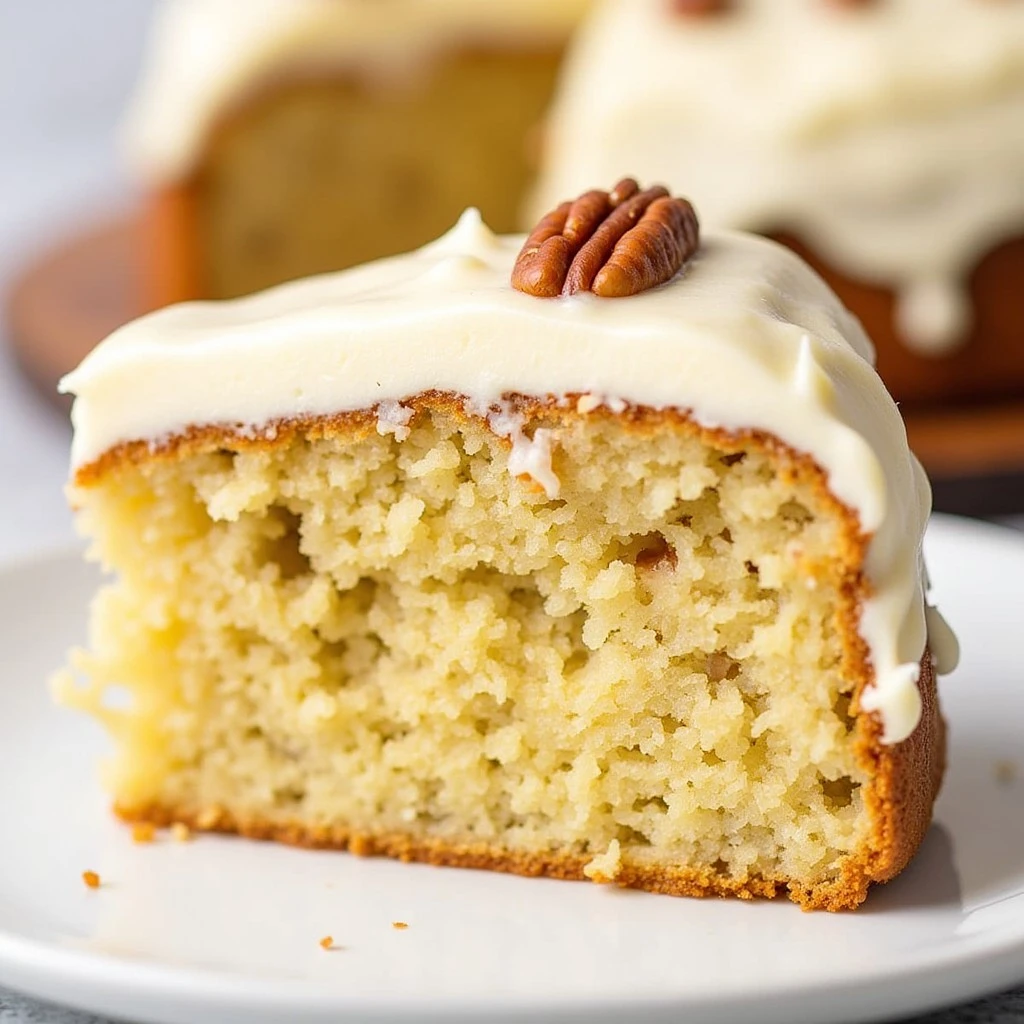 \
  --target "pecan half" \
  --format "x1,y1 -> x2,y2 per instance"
512,178 -> 700,299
